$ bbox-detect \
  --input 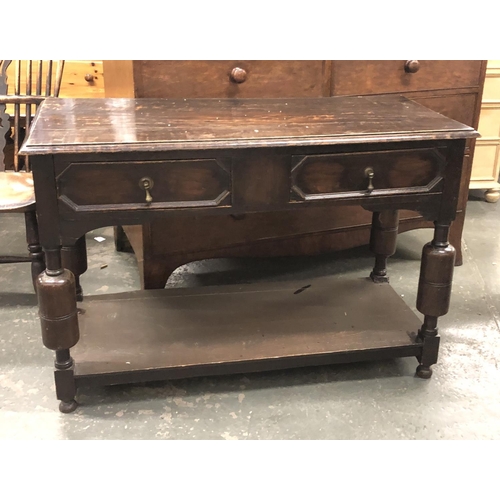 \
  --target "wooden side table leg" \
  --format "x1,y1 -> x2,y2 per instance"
61,236 -> 88,301
415,223 -> 455,379
24,210 -> 45,292
36,248 -> 80,413
369,210 -> 399,283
